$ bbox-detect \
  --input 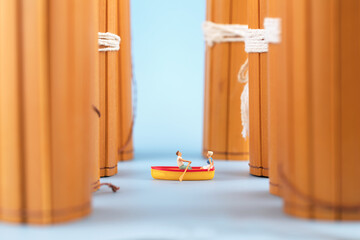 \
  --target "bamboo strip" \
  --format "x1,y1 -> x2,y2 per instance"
22,0 -> 52,222
267,0 -> 286,196
99,0 -> 118,177
207,0 -> 230,160
203,0 -> 212,161
0,0 -> 96,224
203,0 -> 249,160
227,0 -> 249,160
90,0 -> 100,191
248,0 -> 269,176
0,0 -> 23,223
118,0 -> 134,161
99,0 -> 109,177
339,0 -> 360,221
107,0 -> 119,174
